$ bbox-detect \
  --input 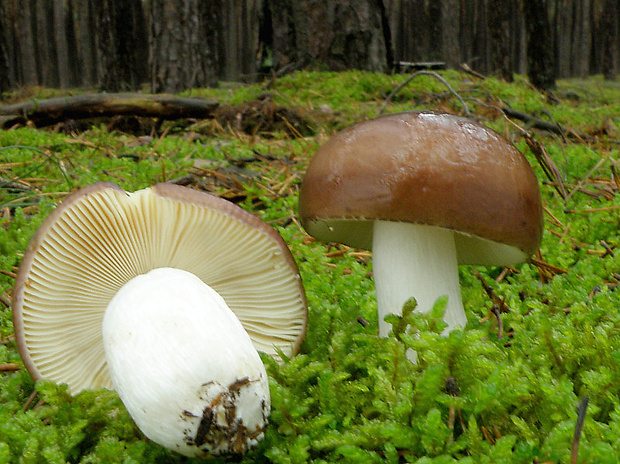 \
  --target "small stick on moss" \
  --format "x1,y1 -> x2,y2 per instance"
523,133 -> 567,200
571,396 -> 589,464
445,377 -> 460,441
0,293 -> 11,308
22,390 -> 39,411
490,305 -> 504,339
529,257 -> 568,276
380,70 -> 470,116
0,269 -> 17,279
600,240 -> 615,258
611,164 -> 620,191
0,363 -> 21,372
472,270 -> 510,313
565,156 -> 607,203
